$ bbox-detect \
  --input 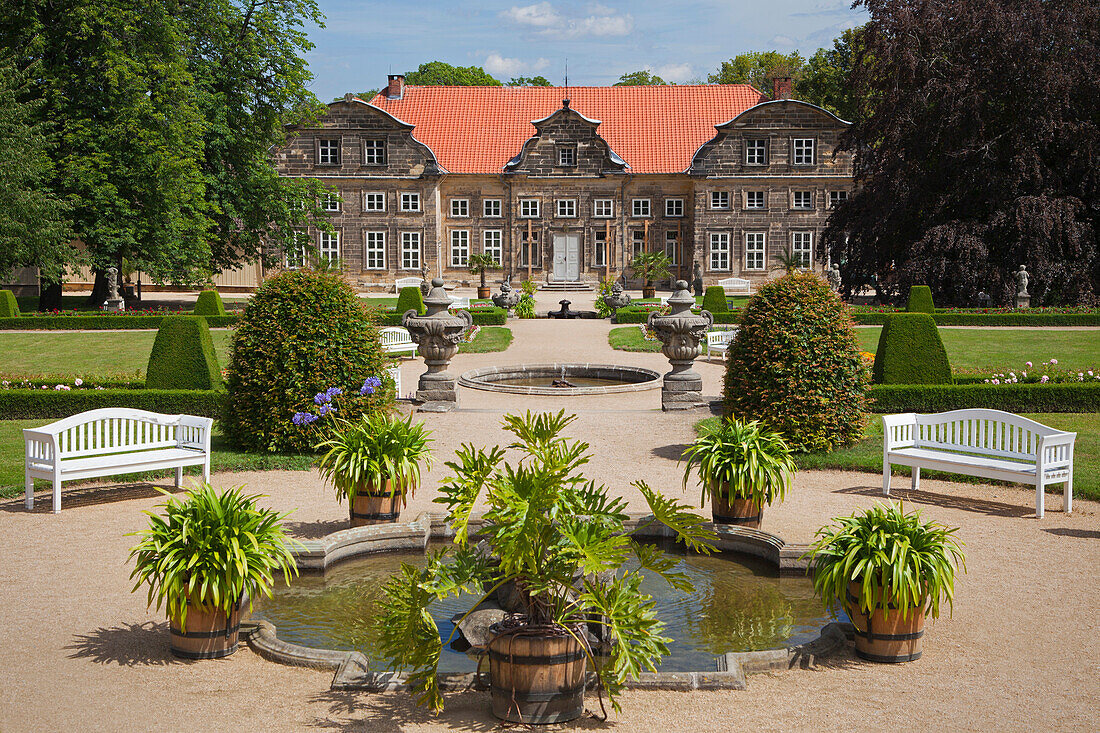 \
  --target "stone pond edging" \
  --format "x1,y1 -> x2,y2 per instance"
457,363 -> 661,395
